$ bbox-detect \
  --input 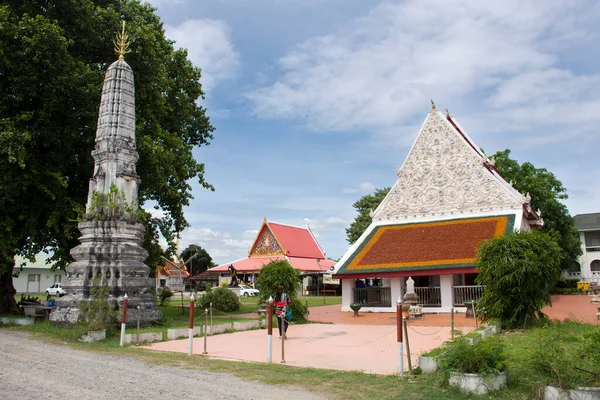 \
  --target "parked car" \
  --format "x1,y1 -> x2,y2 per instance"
239,285 -> 259,297
45,283 -> 66,297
